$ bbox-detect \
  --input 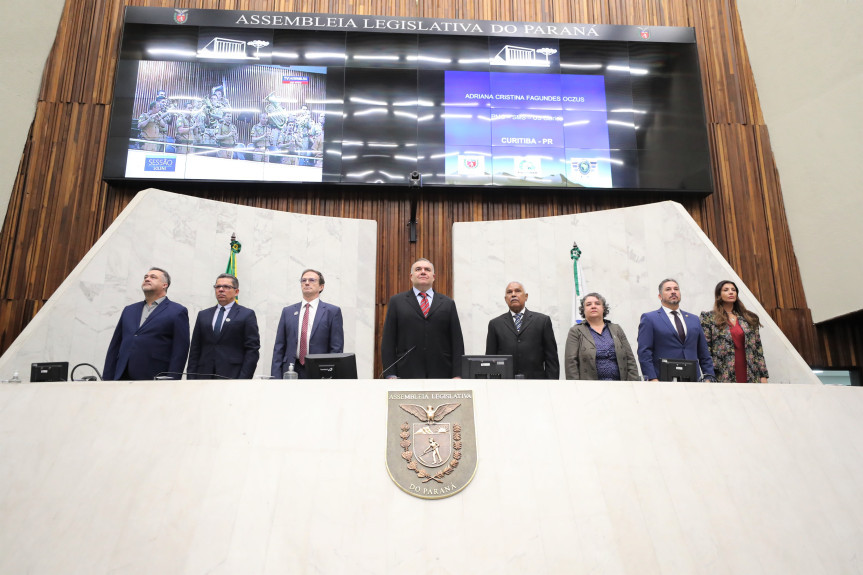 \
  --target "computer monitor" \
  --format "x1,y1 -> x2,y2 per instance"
304,353 -> 358,379
30,362 -> 69,382
660,358 -> 698,382
461,355 -> 513,379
